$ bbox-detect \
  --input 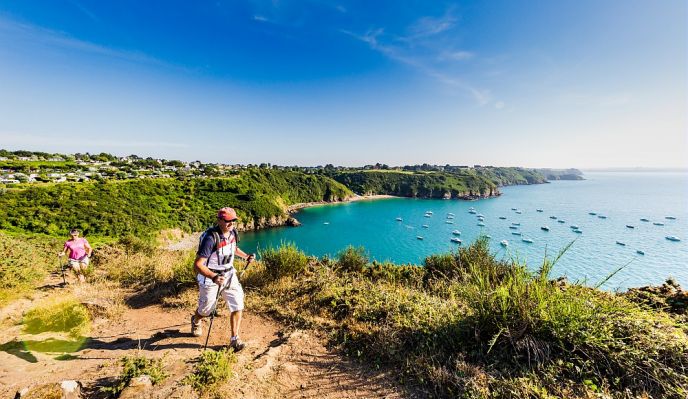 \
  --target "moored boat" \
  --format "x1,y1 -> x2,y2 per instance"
511,231 -> 522,236
446,221 -> 454,224
549,216 -> 557,220
557,220 -> 566,223
422,224 -> 429,228
666,216 -> 676,220
509,226 -> 518,230
589,212 -> 597,215
536,209 -> 543,212
499,216 -> 507,220
666,236 -> 681,242
500,240 -> 509,246
636,250 -> 645,255
598,215 -> 607,219
573,229 -> 583,234
452,230 -> 461,235
640,218 -> 650,222
450,237 -> 462,244
477,222 -> 485,226
570,225 -> 579,229
395,217 -> 403,221
512,222 -> 521,226
626,225 -> 634,229
522,238 -> 534,243
653,222 -> 664,226
616,241 -> 625,246
416,236 -> 424,240
541,226 -> 550,231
